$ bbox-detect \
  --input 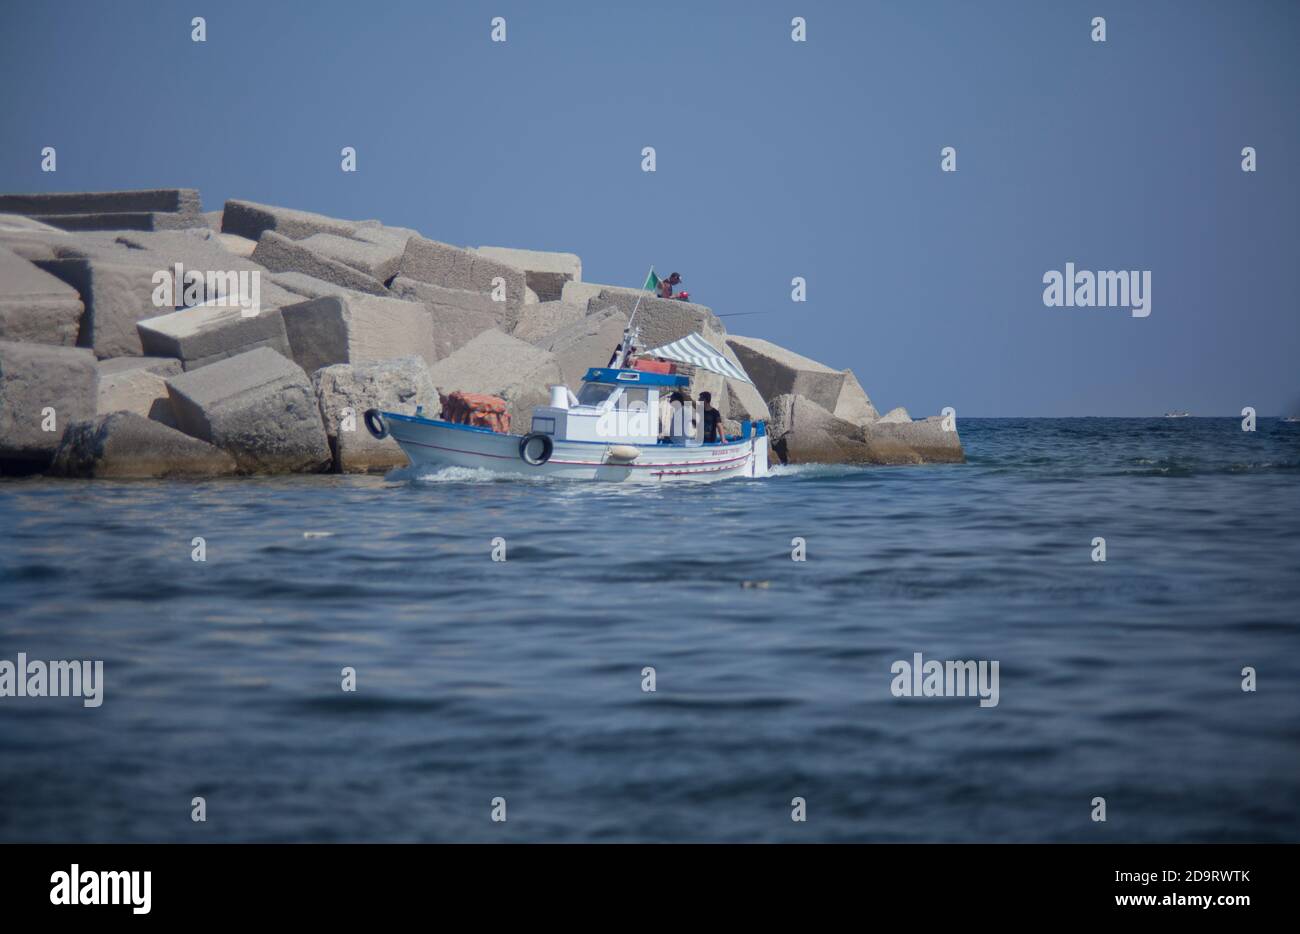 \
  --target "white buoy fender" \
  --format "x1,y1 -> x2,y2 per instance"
605,445 -> 640,462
